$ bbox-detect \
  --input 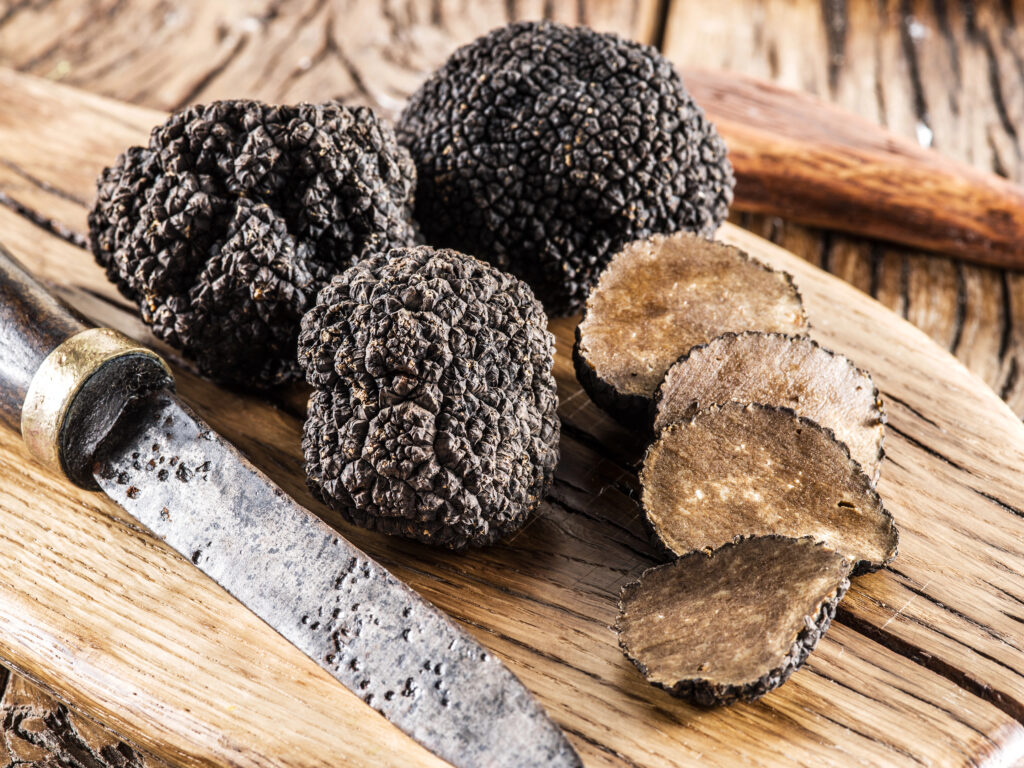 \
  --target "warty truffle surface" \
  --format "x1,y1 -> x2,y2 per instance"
298,245 -> 560,549
396,20 -> 734,315
89,99 -> 418,387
